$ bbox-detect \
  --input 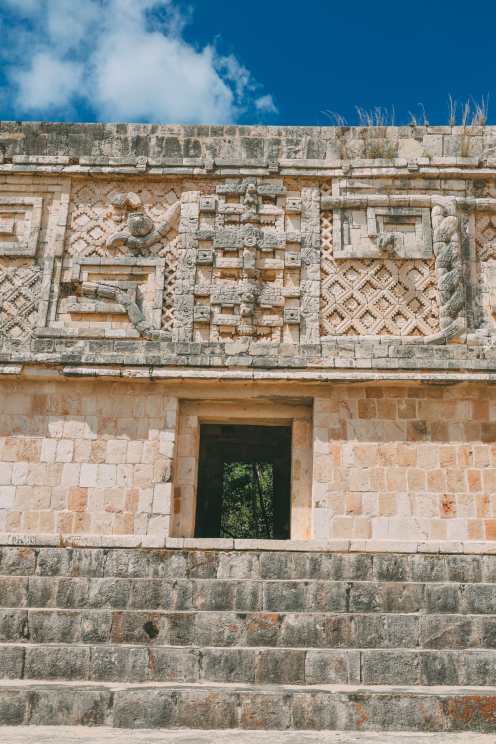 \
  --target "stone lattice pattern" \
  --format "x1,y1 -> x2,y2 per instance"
0,267 -> 40,341
66,180 -> 180,332
320,211 -> 440,337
